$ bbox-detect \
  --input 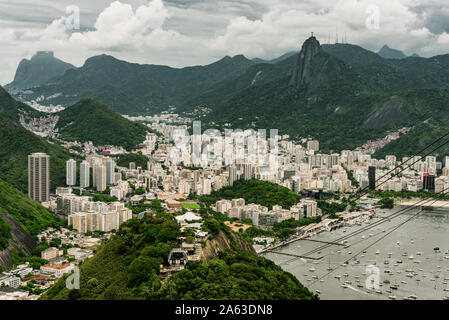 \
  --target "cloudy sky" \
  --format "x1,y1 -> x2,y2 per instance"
1,0 -> 449,84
